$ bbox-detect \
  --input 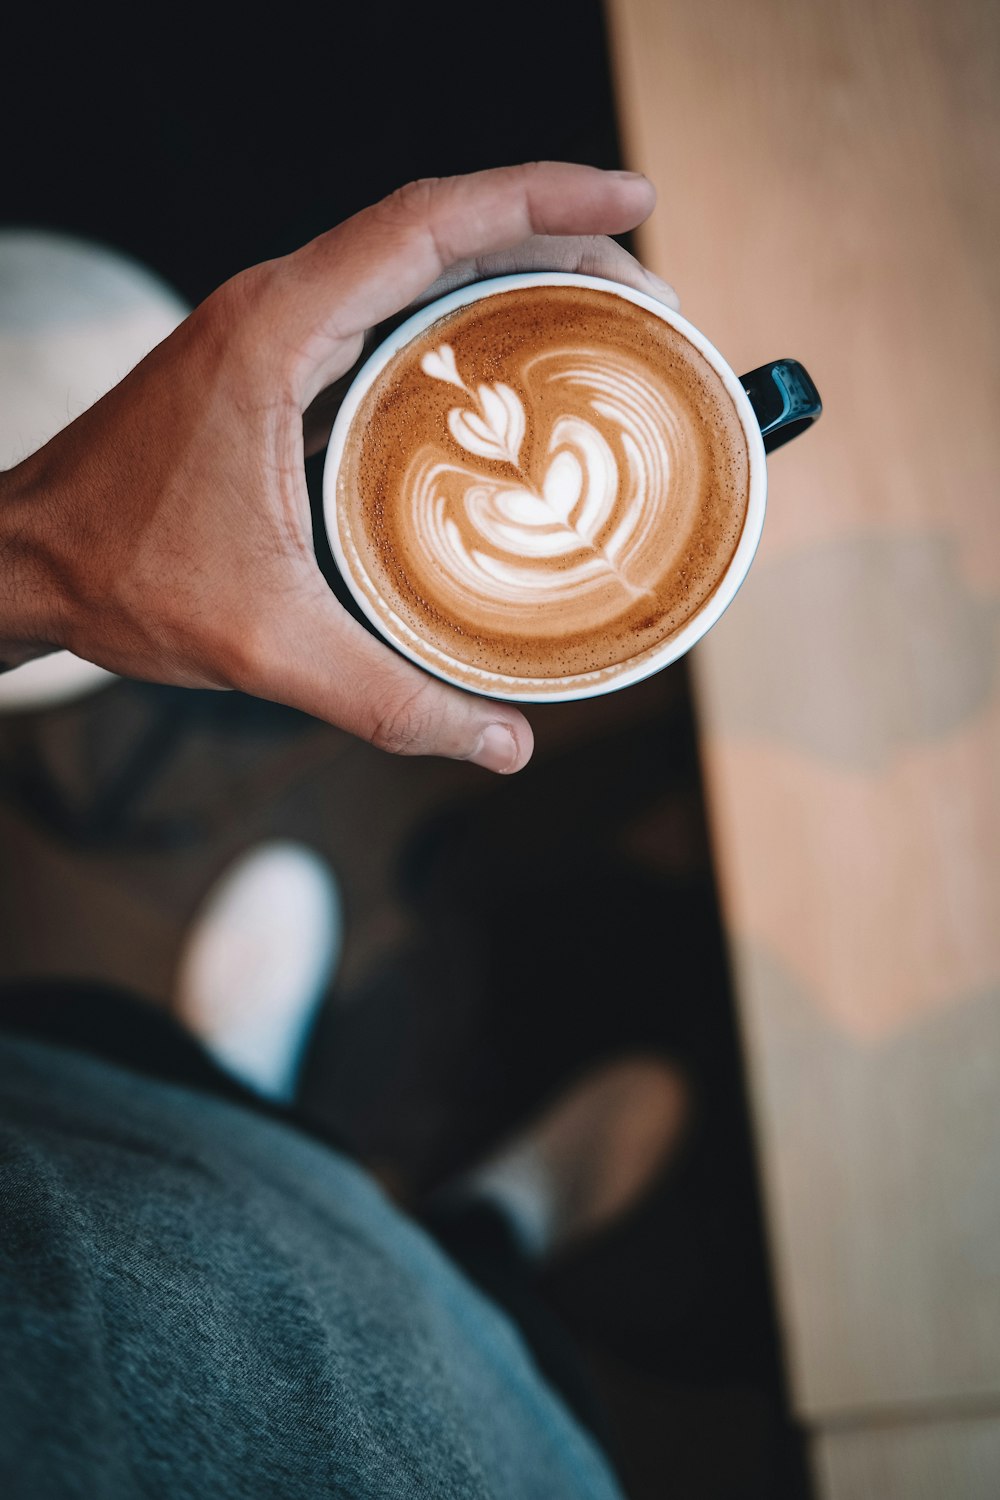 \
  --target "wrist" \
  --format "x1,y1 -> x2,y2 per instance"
0,455 -> 70,671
